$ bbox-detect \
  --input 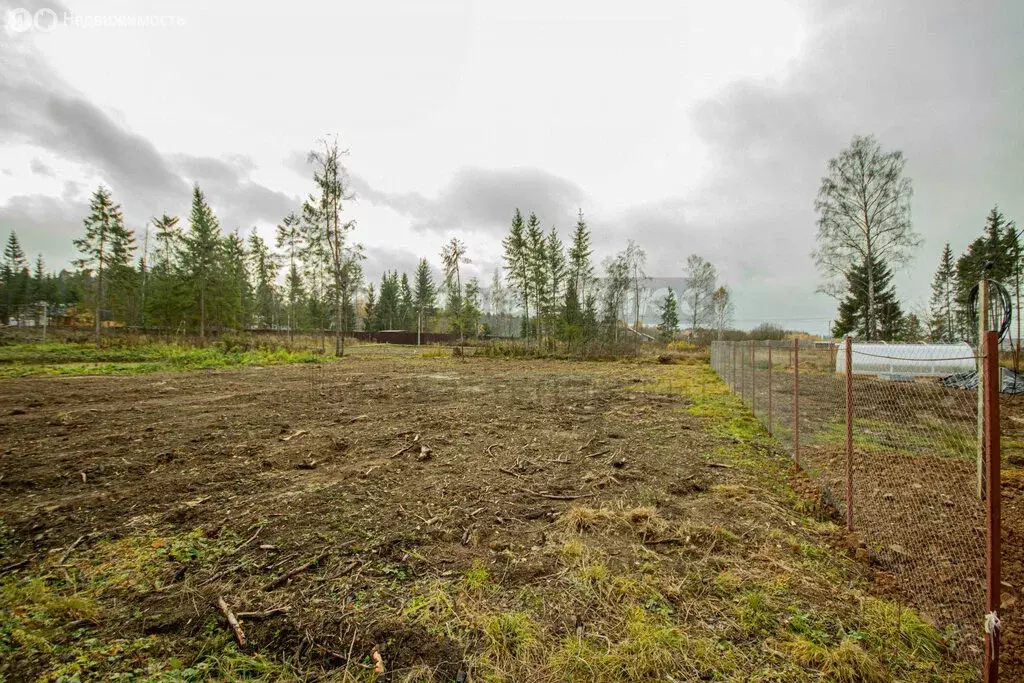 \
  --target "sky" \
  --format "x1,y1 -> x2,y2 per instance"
1,0 -> 1021,334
